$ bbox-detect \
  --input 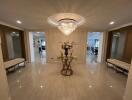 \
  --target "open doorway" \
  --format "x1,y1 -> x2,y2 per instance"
86,32 -> 102,63
29,32 -> 46,63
